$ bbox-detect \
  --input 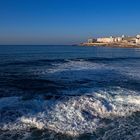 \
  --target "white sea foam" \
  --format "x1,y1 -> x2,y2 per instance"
0,88 -> 140,136
49,60 -> 105,73
20,116 -> 45,129
1,60 -> 140,138
32,60 -> 110,82
34,60 -> 105,75
32,59 -> 140,83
